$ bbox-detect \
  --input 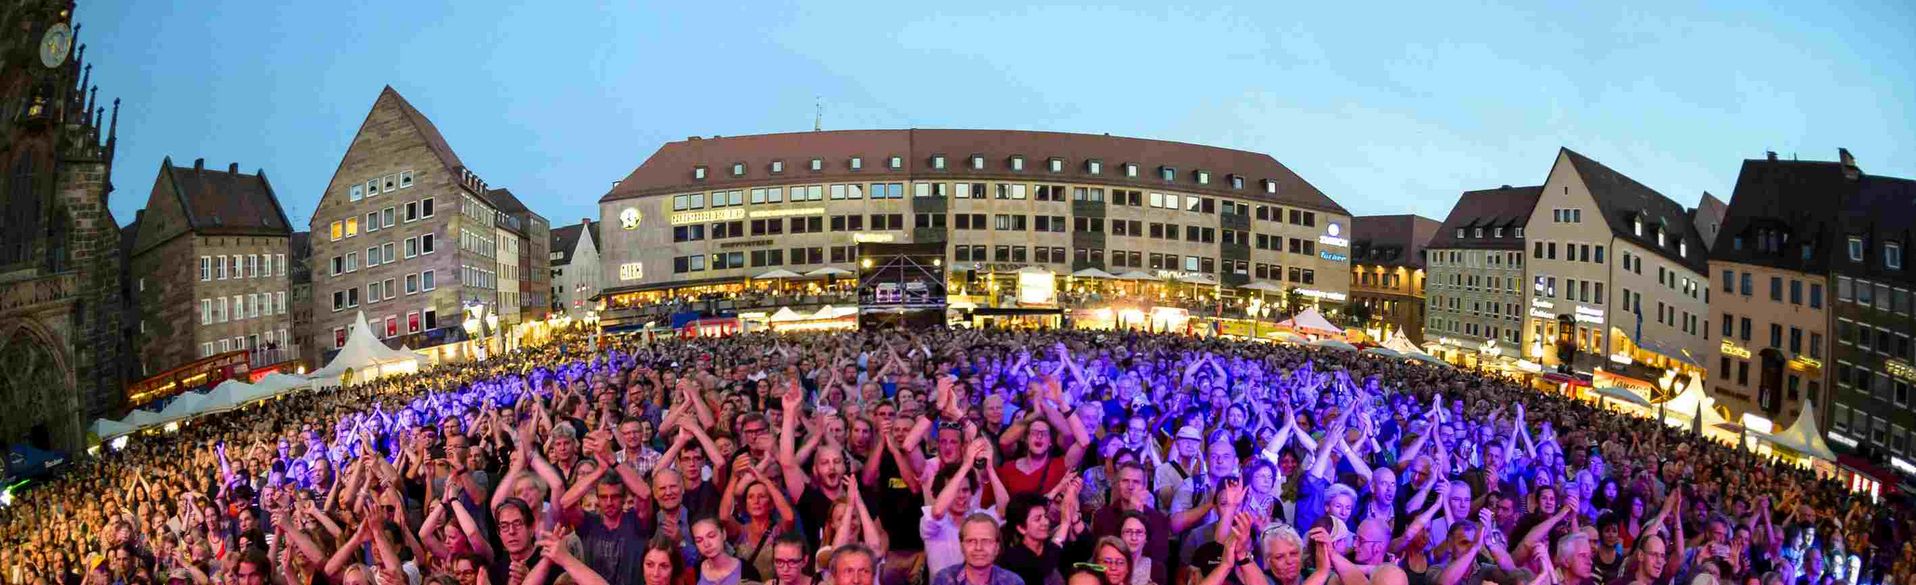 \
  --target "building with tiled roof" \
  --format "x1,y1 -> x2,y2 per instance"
595,129 -> 1353,322
1423,185 -> 1541,365
550,219 -> 601,317
1348,214 -> 1439,343
128,157 -> 295,386
307,86 -> 506,359
1522,148 -> 1713,387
